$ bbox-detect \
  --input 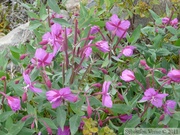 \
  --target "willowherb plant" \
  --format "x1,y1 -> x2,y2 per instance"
0,1 -> 179,135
